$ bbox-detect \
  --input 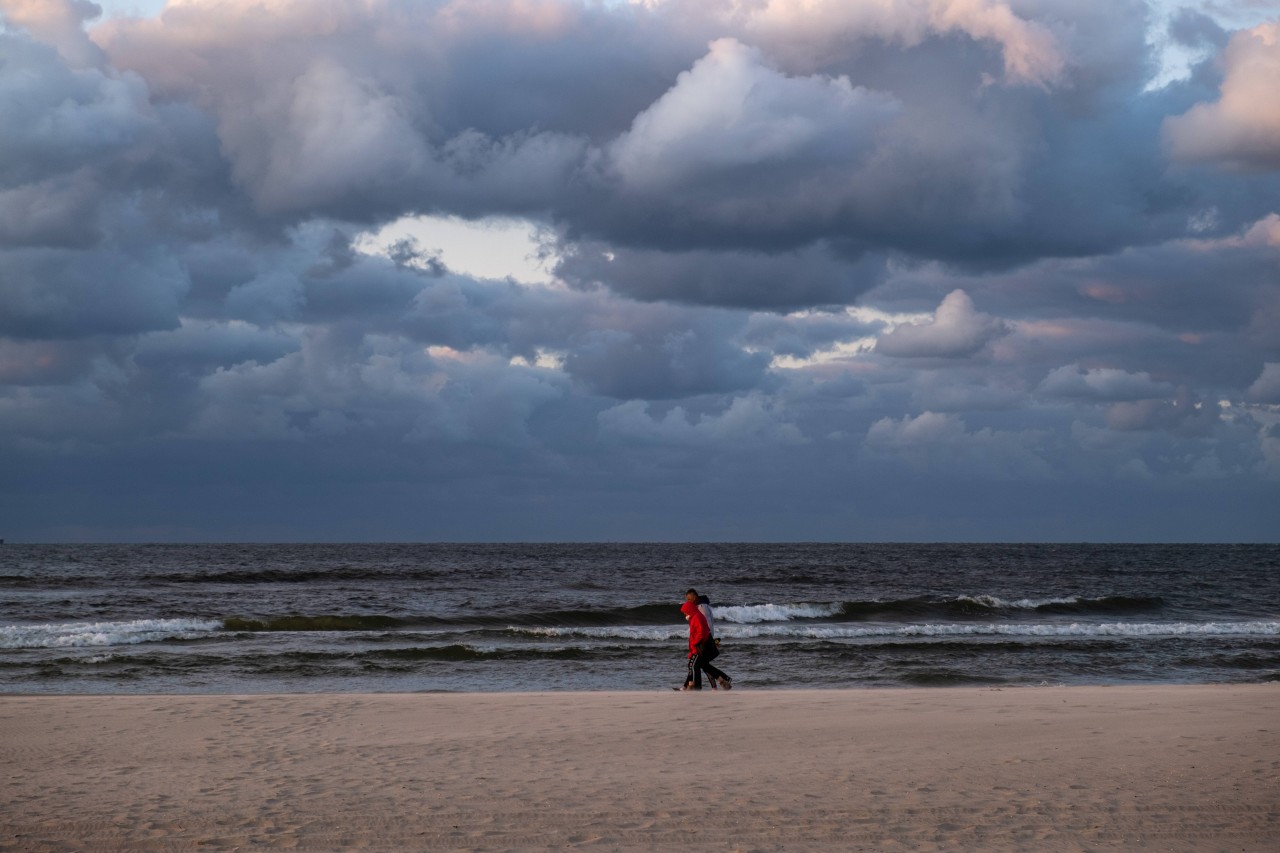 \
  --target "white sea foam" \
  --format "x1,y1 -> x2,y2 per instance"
517,625 -> 684,641
511,621 -> 1280,641
0,618 -> 223,649
957,595 -> 1085,609
715,602 -> 844,623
